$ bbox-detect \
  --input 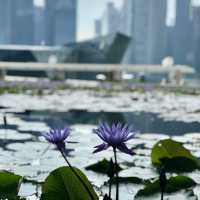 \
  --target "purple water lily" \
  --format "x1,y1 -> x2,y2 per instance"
93,122 -> 135,155
43,127 -> 95,200
43,127 -> 71,150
